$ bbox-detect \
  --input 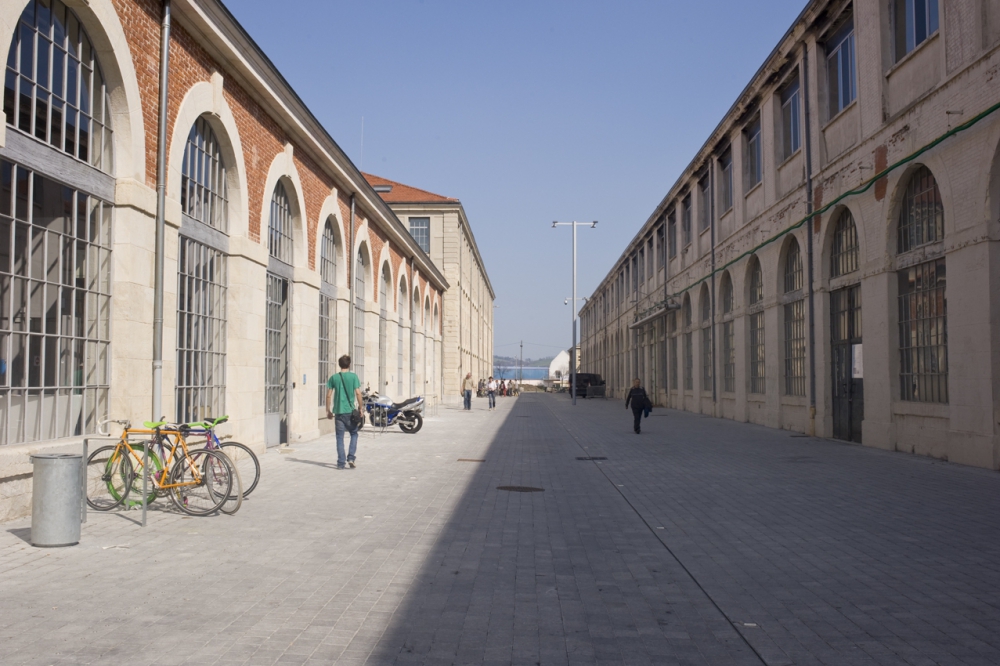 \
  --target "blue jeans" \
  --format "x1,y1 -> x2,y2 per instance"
488,391 -> 496,408
334,414 -> 359,467
464,390 -> 472,410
